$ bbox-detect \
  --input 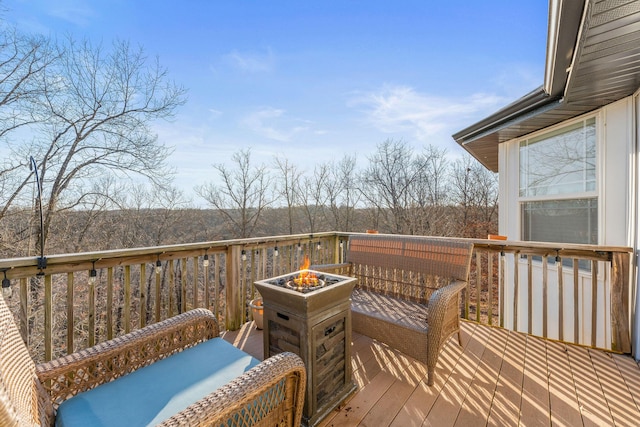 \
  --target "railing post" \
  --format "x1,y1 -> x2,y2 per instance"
610,252 -> 631,353
226,245 -> 242,330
